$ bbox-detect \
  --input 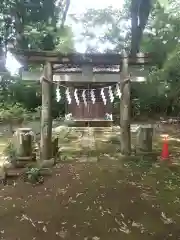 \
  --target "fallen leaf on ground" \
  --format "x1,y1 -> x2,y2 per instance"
61,222 -> 67,225
56,230 -> 67,238
4,197 -> 12,200
76,193 -> 83,198
43,226 -> 47,232
161,212 -> 173,224
115,218 -> 131,234
92,236 -> 100,240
